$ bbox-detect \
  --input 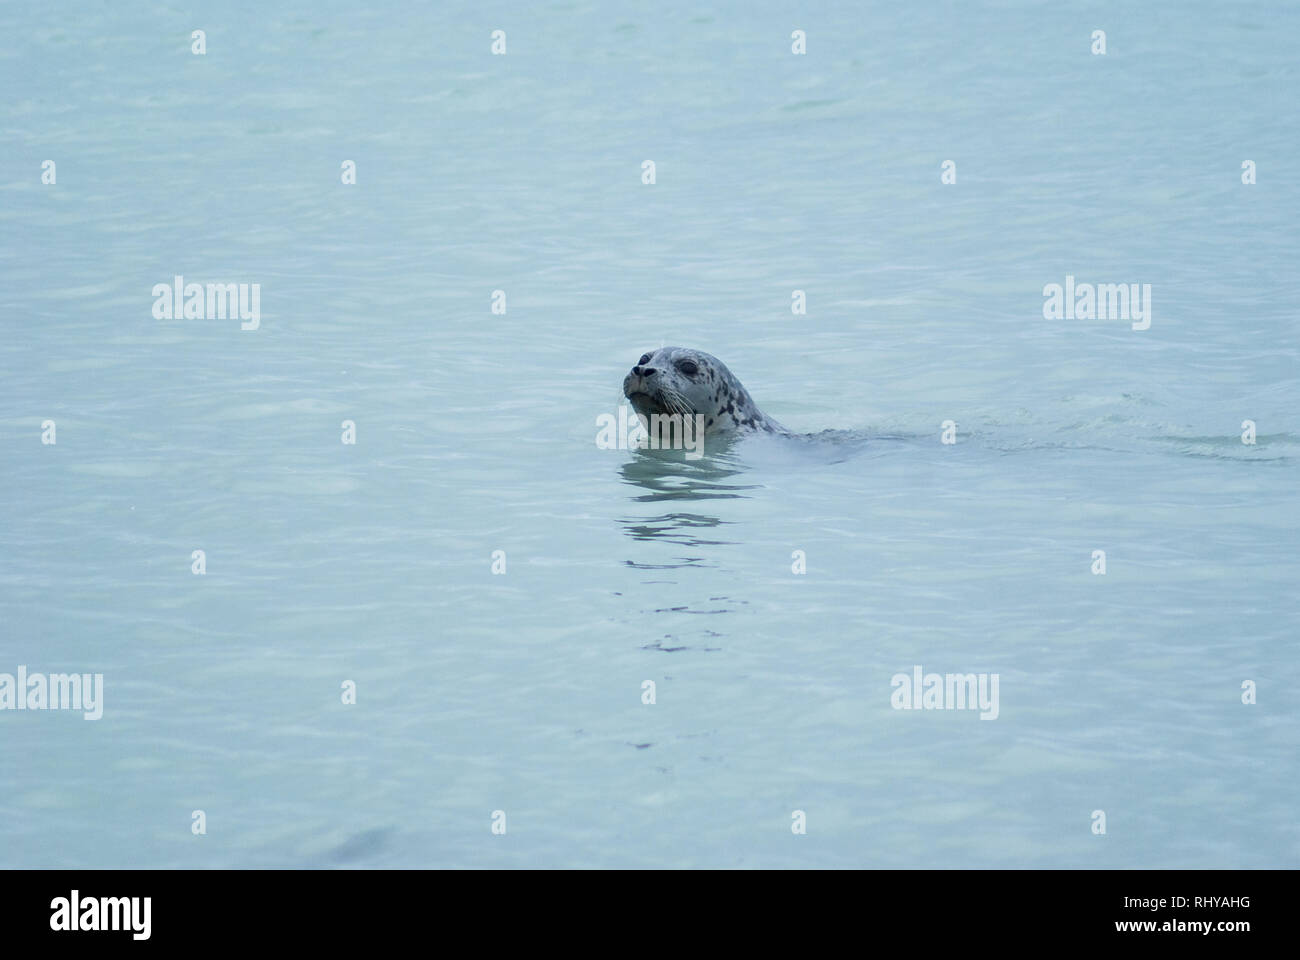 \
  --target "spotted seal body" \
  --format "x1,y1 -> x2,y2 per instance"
622,347 -> 788,436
